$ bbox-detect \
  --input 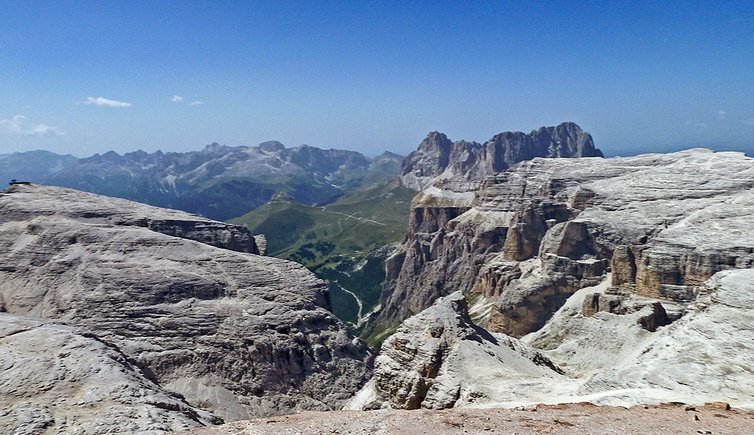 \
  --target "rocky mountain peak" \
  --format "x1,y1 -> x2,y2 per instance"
400,122 -> 603,190
374,151 -> 404,160
200,142 -> 238,155
417,131 -> 453,153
